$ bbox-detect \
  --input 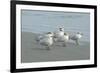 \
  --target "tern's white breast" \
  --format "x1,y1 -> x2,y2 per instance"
39,35 -> 53,46
76,34 -> 82,39
55,34 -> 69,42
54,31 -> 64,38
